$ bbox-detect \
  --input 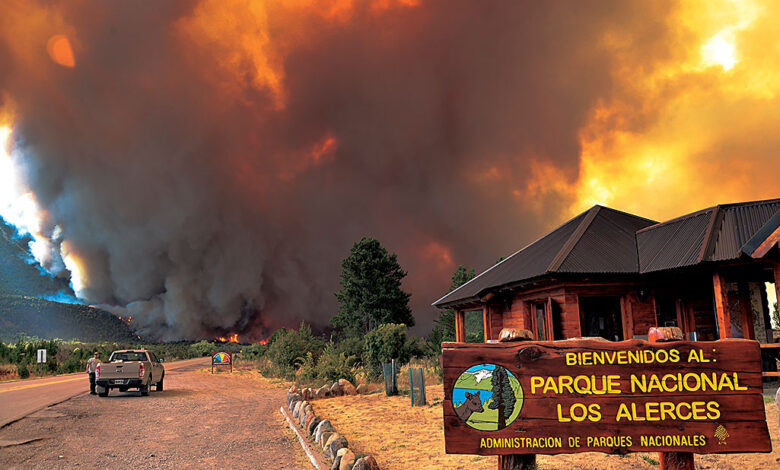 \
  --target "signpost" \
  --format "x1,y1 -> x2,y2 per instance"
442,338 -> 771,461
409,367 -> 426,406
211,351 -> 232,374
36,349 -> 47,364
